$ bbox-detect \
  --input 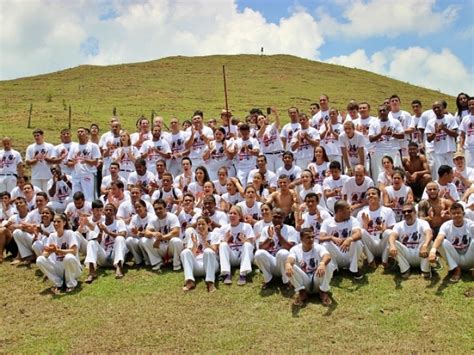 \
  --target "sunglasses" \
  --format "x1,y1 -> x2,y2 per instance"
402,210 -> 414,215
